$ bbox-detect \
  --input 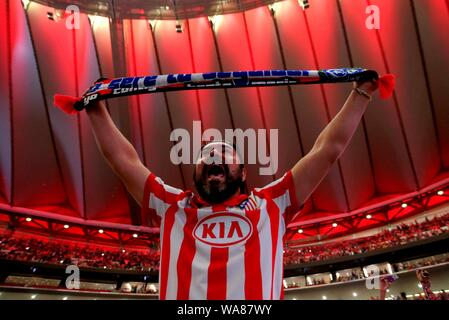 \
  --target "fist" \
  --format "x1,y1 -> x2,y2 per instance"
354,79 -> 379,94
